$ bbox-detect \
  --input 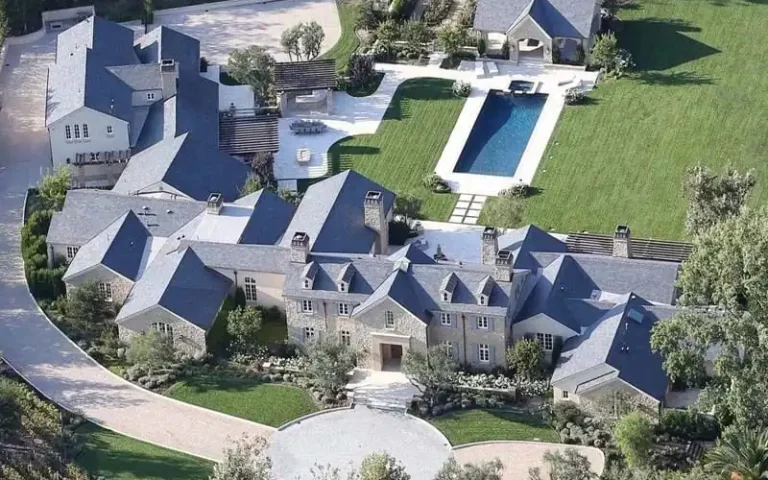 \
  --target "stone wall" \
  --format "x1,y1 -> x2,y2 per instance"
428,311 -> 508,369
118,306 -> 207,355
65,266 -> 134,306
